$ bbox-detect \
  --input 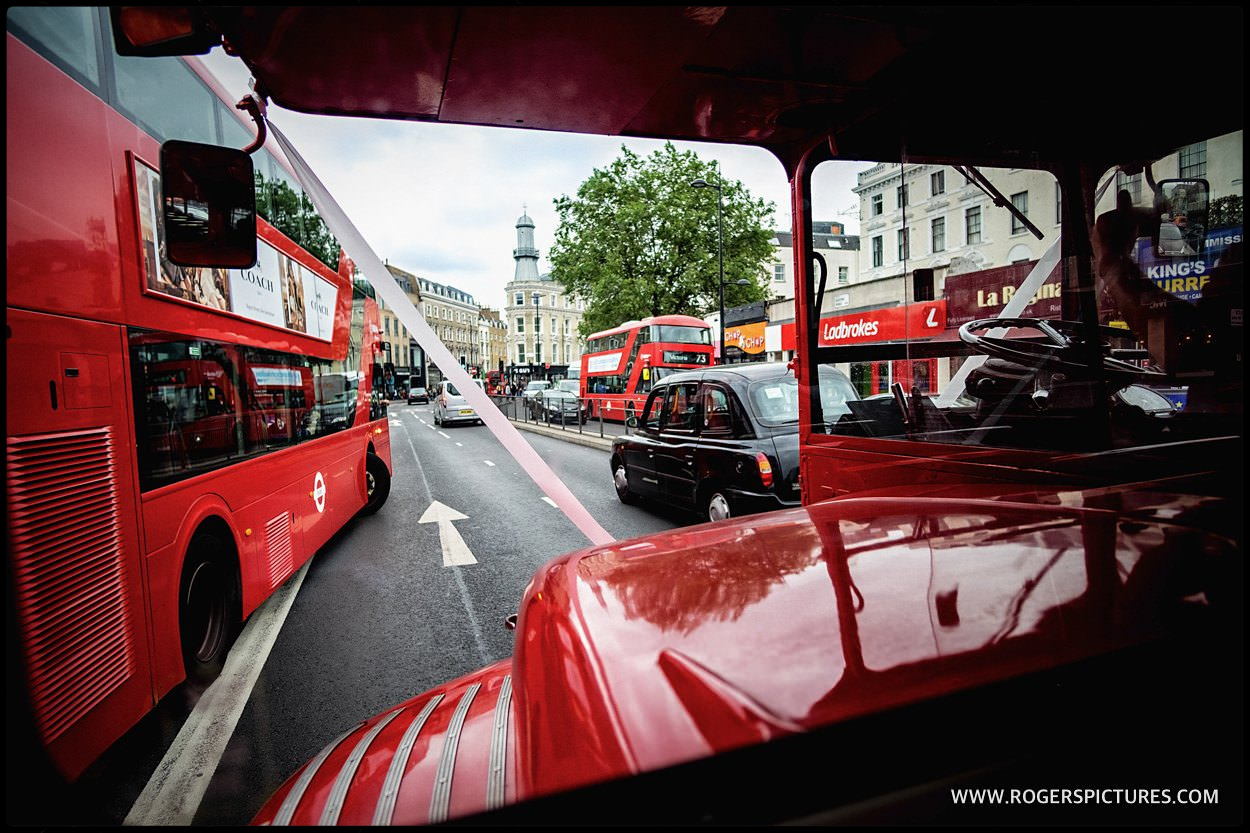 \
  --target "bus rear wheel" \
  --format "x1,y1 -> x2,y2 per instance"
361,451 -> 391,515
179,531 -> 240,685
